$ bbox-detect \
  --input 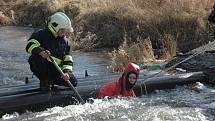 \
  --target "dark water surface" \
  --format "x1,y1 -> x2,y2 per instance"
0,26 -> 215,121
